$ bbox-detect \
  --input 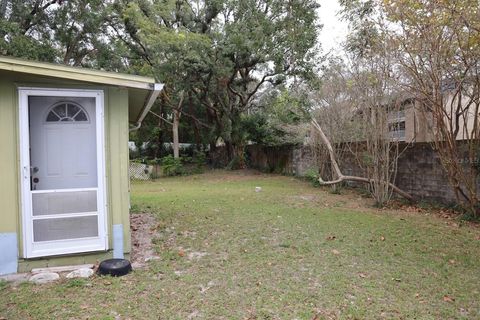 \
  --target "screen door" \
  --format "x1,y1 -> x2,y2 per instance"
19,89 -> 107,258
